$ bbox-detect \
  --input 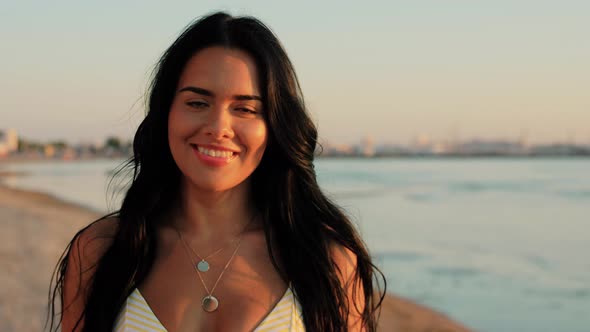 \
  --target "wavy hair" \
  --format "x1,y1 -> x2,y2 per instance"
48,11 -> 386,331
